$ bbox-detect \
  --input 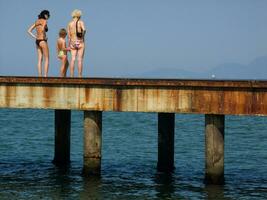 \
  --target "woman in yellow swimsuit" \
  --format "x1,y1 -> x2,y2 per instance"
57,28 -> 70,77
27,10 -> 50,77
67,9 -> 86,77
